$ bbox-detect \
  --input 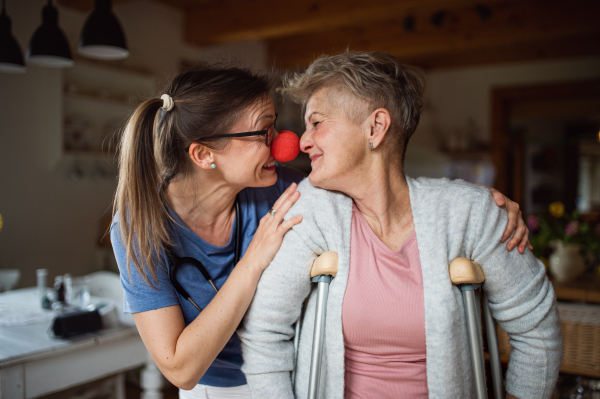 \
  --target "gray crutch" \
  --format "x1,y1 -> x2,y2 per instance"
450,257 -> 504,399
296,251 -> 337,399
